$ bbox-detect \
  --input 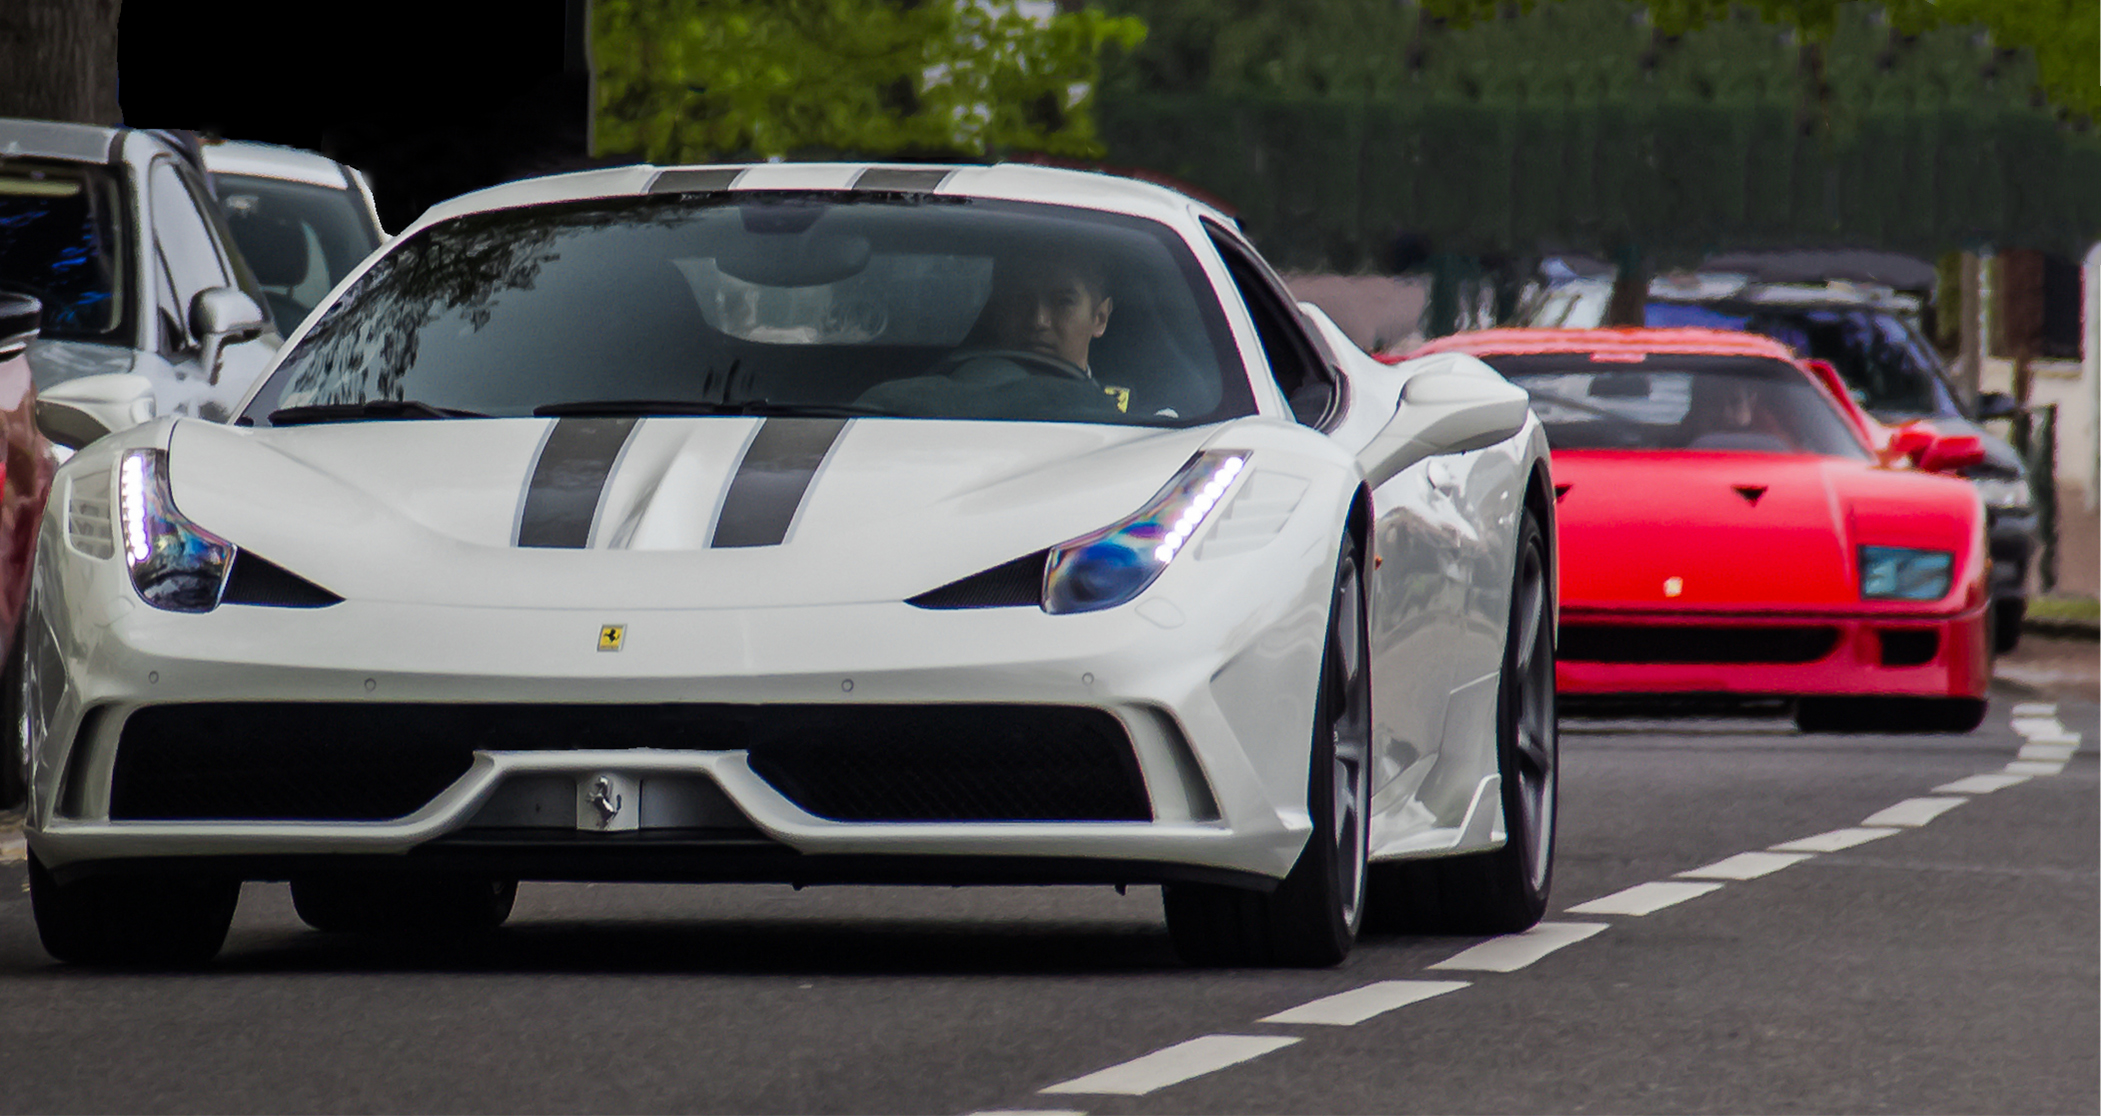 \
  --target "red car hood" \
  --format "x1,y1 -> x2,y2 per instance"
1553,450 -> 1982,613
